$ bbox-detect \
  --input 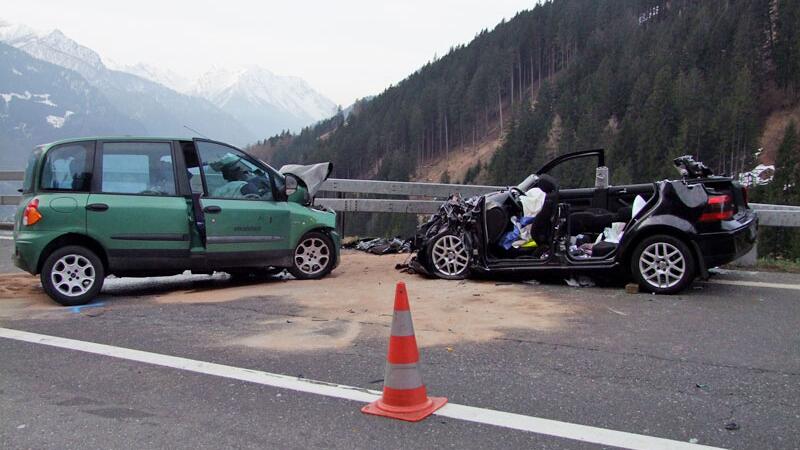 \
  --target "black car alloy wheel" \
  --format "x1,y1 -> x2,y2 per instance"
631,234 -> 695,294
427,232 -> 471,280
